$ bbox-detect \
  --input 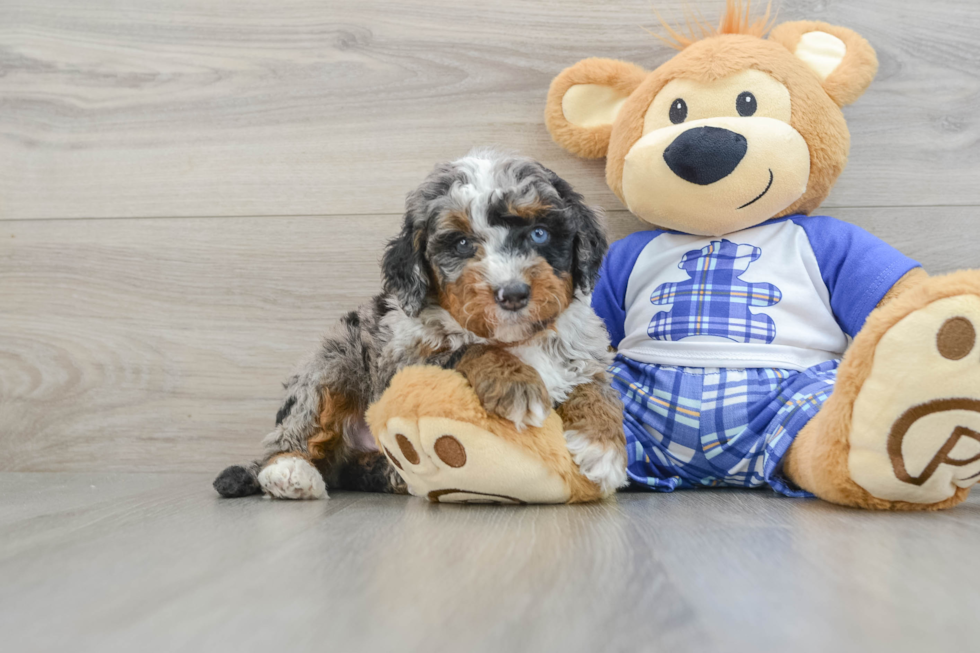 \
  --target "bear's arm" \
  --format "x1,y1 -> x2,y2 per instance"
791,216 -> 921,337
591,231 -> 664,348
877,267 -> 930,307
